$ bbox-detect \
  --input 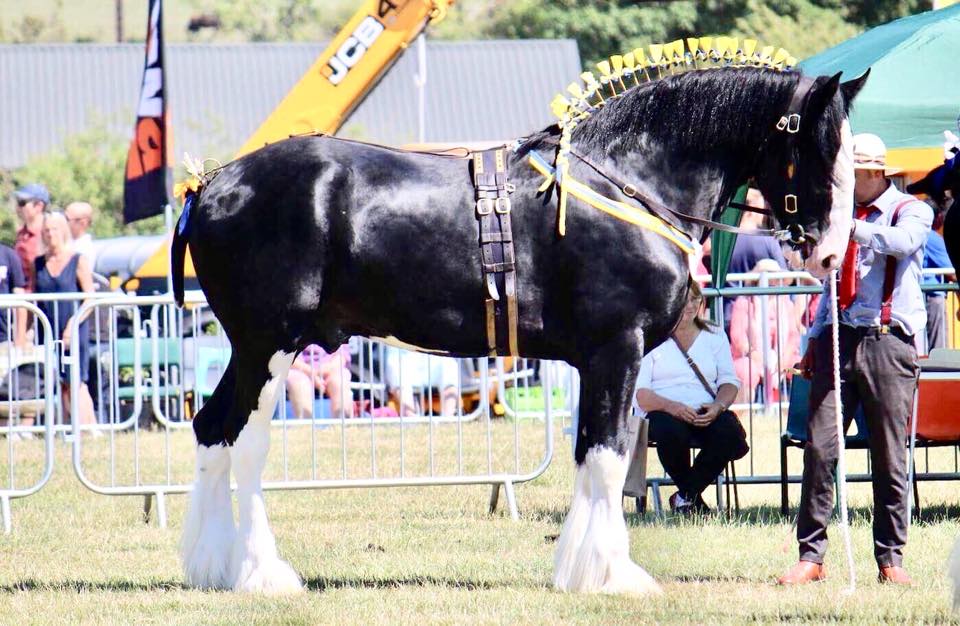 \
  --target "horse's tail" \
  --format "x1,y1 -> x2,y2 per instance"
171,192 -> 196,308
